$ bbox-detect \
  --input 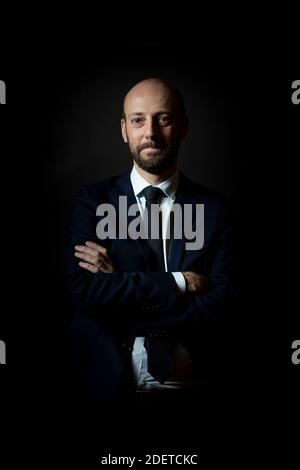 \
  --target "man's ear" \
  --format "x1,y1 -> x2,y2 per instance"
180,117 -> 189,141
121,118 -> 128,143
